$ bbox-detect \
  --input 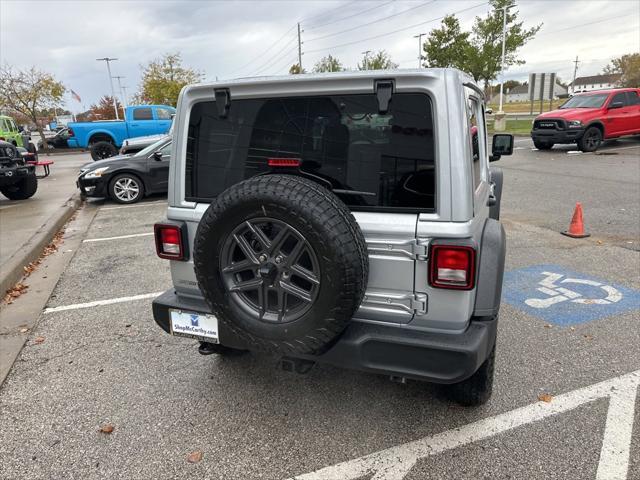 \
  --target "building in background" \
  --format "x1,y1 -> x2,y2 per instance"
569,74 -> 622,95
489,81 -> 567,103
